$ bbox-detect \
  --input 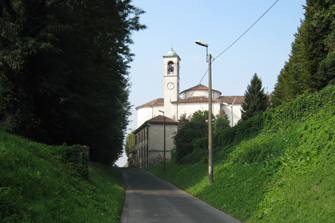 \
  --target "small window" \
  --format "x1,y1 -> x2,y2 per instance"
168,61 -> 174,74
